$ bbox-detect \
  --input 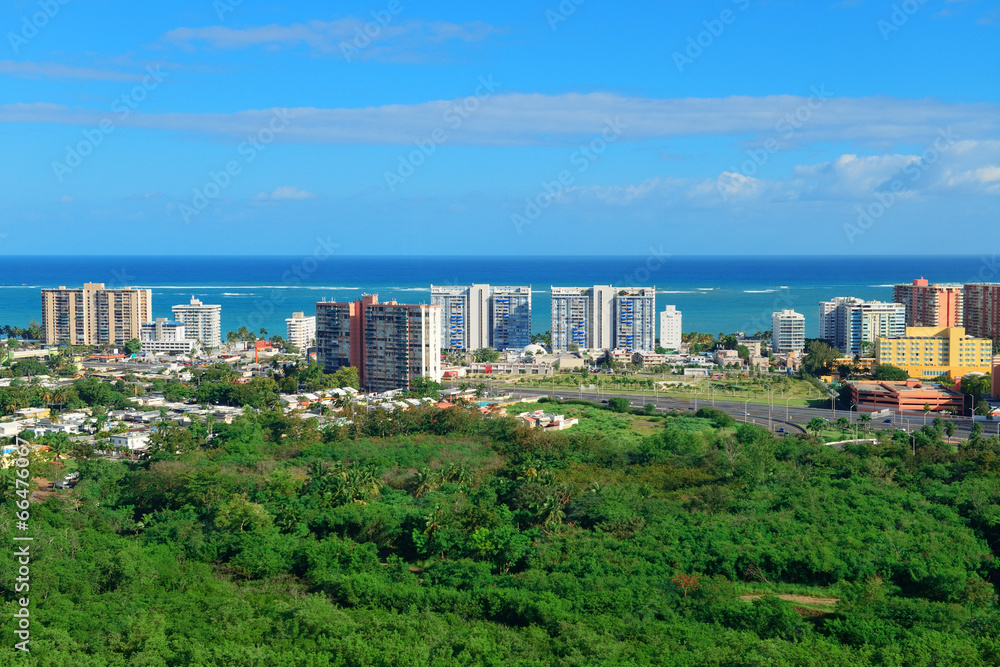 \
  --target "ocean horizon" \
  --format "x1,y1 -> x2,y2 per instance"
2,254 -> 996,341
